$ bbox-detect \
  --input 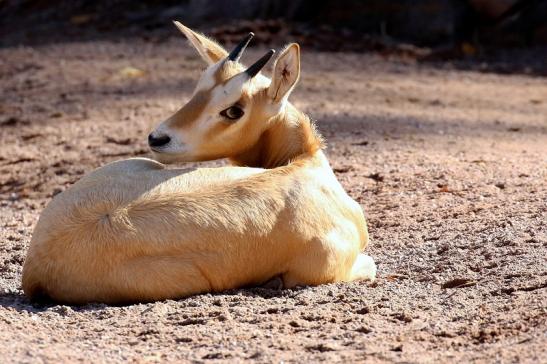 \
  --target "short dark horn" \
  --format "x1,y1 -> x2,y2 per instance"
245,49 -> 275,78
227,32 -> 254,62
